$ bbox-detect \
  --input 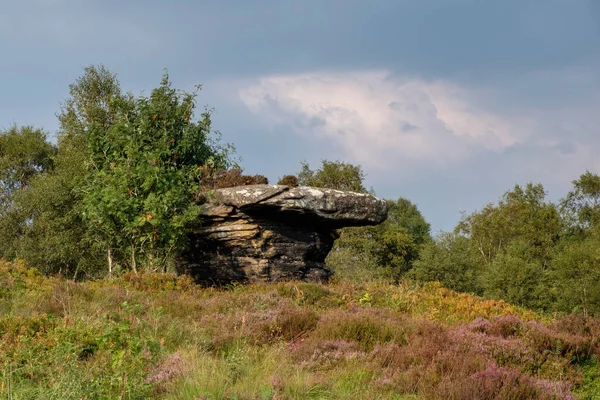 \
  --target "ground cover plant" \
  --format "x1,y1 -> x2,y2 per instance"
2,259 -> 600,399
